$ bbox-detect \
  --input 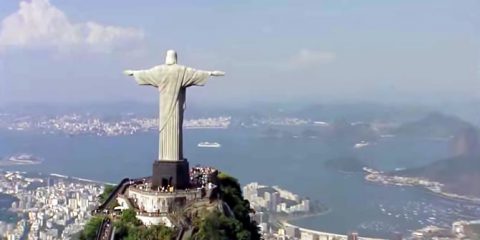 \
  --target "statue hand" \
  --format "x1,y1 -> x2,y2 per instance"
210,71 -> 225,76
123,70 -> 134,76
